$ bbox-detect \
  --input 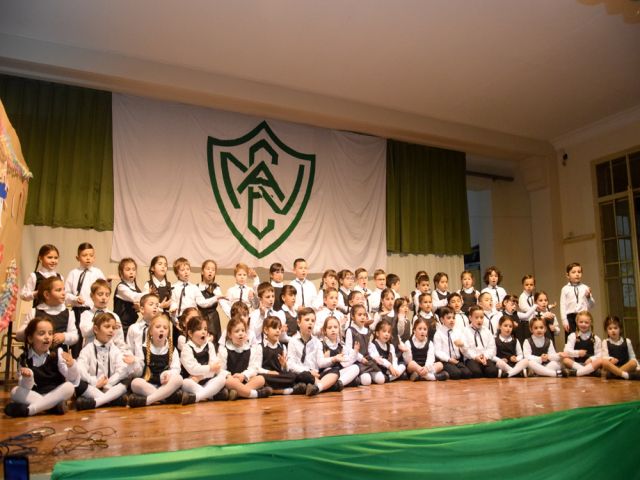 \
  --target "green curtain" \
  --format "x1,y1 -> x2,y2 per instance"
386,139 -> 471,255
0,74 -> 113,230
